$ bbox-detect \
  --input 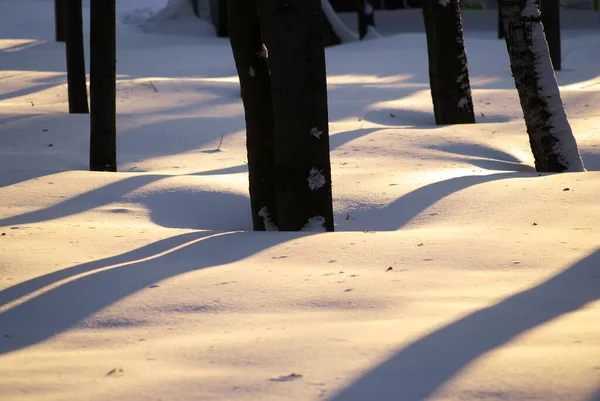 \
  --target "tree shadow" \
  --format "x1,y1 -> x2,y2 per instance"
0,230 -> 302,355
580,151 -> 600,172
0,173 -> 253,230
0,75 -> 66,102
588,387 -> 600,401
0,174 -> 166,228
190,165 -> 247,176
430,142 -> 536,172
327,248 -> 600,401
337,172 -> 529,231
